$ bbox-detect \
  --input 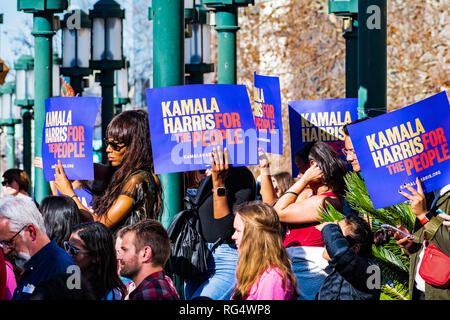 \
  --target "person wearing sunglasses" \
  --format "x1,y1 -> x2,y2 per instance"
65,222 -> 126,300
1,169 -> 31,200
0,197 -> 74,300
53,109 -> 163,232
